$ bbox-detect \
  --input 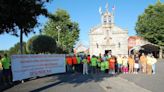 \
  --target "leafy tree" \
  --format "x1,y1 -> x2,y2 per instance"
0,50 -> 8,55
26,35 -> 56,54
0,0 -> 51,54
135,0 -> 164,58
43,9 -> 80,53
8,42 -> 27,55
